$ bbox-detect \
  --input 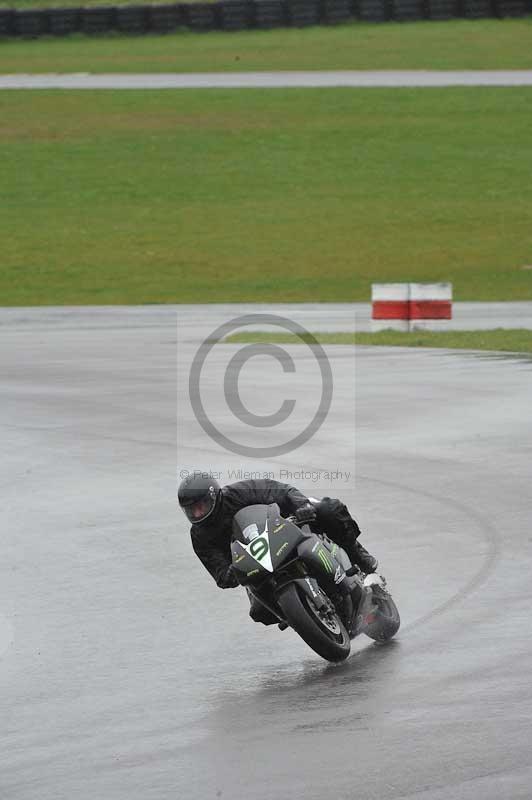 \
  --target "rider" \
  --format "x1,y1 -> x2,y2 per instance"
178,472 -> 379,600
